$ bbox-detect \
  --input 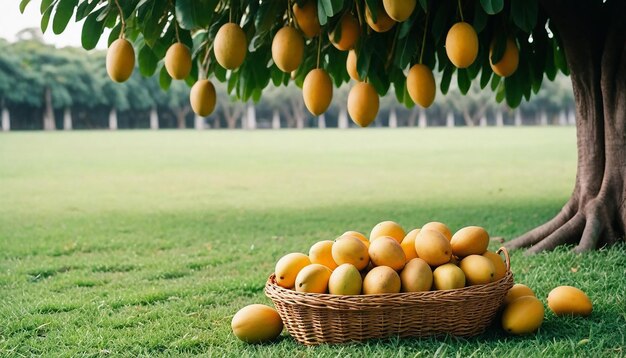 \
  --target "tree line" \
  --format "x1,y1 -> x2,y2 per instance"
0,33 -> 574,131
